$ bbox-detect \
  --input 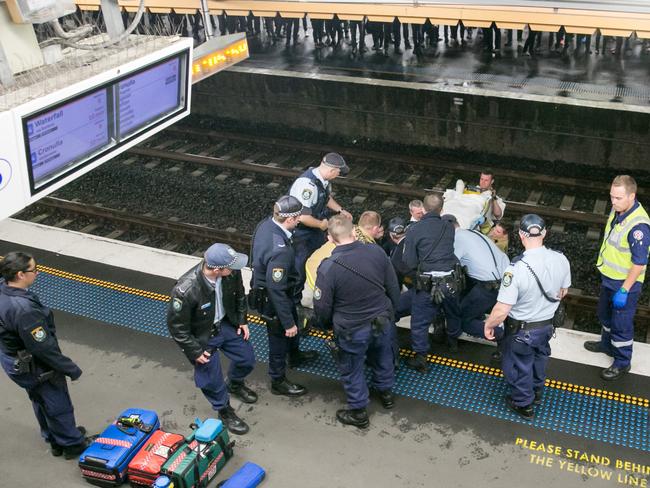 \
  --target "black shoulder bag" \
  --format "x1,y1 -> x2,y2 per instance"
520,259 -> 566,328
